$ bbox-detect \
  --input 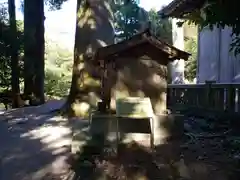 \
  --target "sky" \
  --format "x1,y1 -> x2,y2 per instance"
2,0 -> 173,50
